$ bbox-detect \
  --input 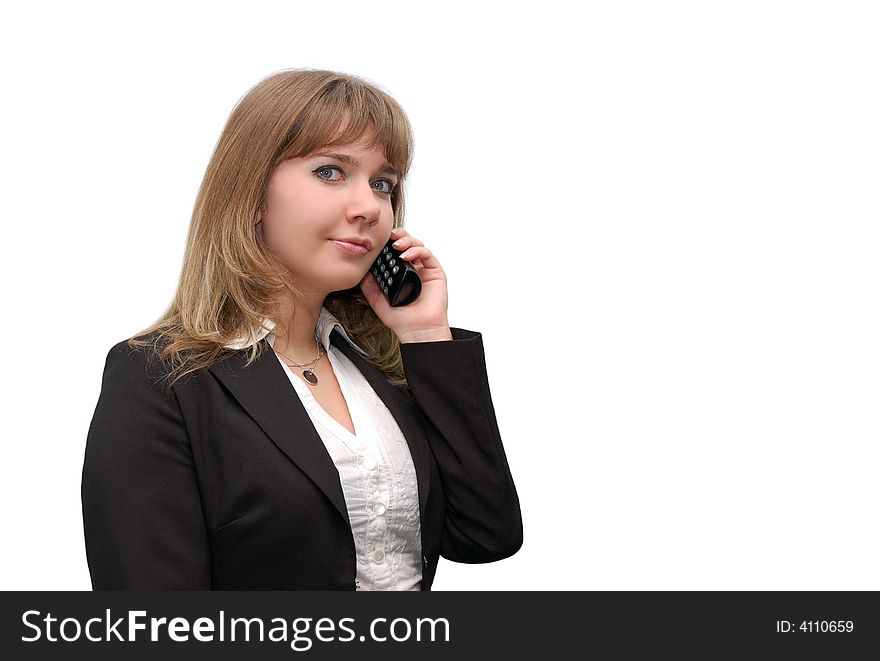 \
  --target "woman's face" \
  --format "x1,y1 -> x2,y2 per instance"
258,137 -> 398,297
